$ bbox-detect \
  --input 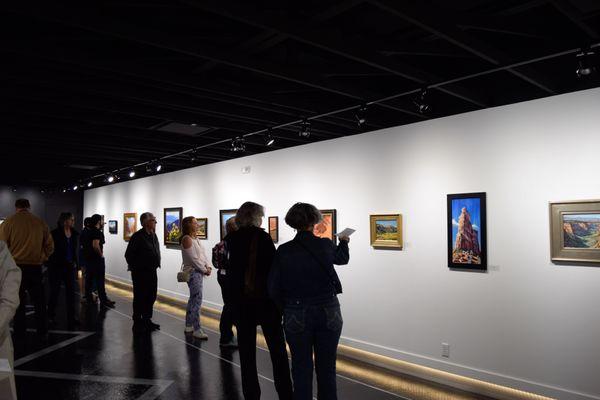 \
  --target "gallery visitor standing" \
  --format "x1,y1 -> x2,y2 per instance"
82,214 -> 115,309
125,212 -> 161,333
0,198 -> 54,339
269,202 -> 350,400
180,217 -> 212,339
212,216 -> 238,347
226,202 -> 293,400
0,240 -> 21,396
47,212 -> 80,329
